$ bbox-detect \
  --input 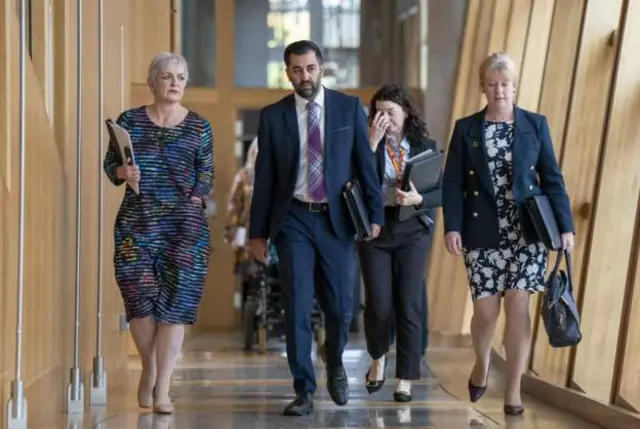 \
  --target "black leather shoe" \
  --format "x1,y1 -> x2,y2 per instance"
393,391 -> 412,402
327,366 -> 349,406
393,379 -> 412,402
282,394 -> 314,416
365,356 -> 388,394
